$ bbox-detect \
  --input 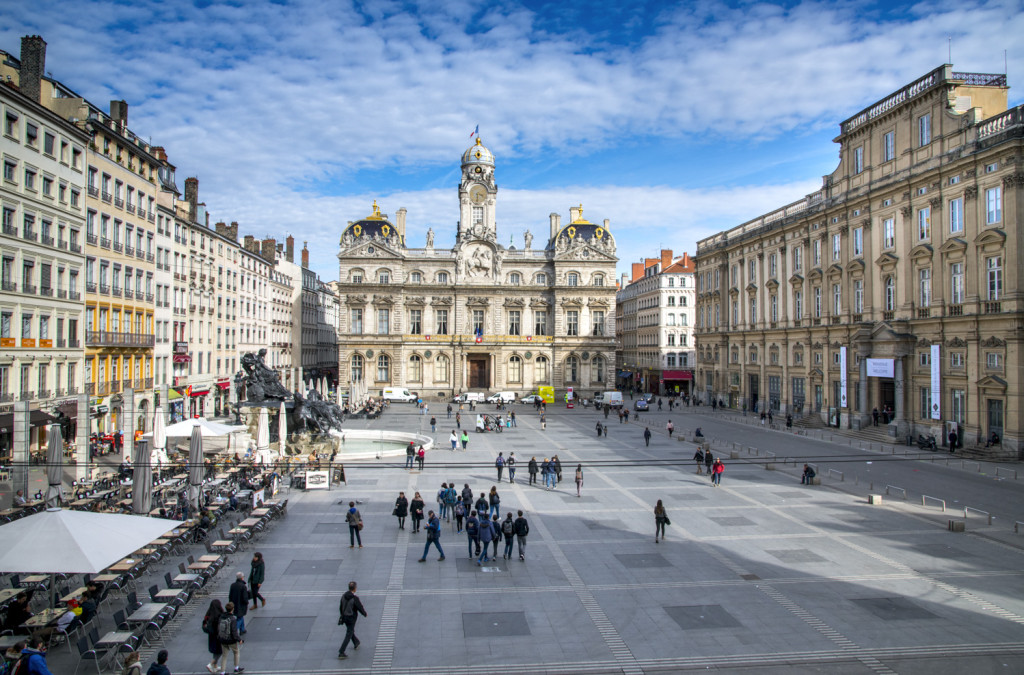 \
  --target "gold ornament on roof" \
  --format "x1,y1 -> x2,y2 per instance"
381,224 -> 390,237
567,226 -> 576,239
571,203 -> 592,224
366,200 -> 384,220
595,227 -> 604,239
352,224 -> 362,237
